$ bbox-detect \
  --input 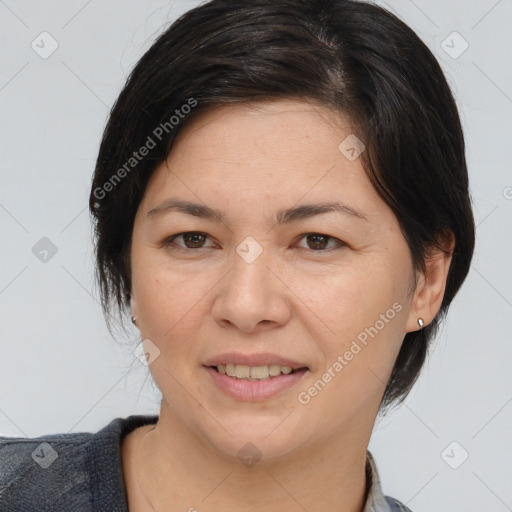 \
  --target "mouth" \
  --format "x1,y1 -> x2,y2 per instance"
208,363 -> 309,381
202,353 -> 310,400
203,359 -> 310,401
